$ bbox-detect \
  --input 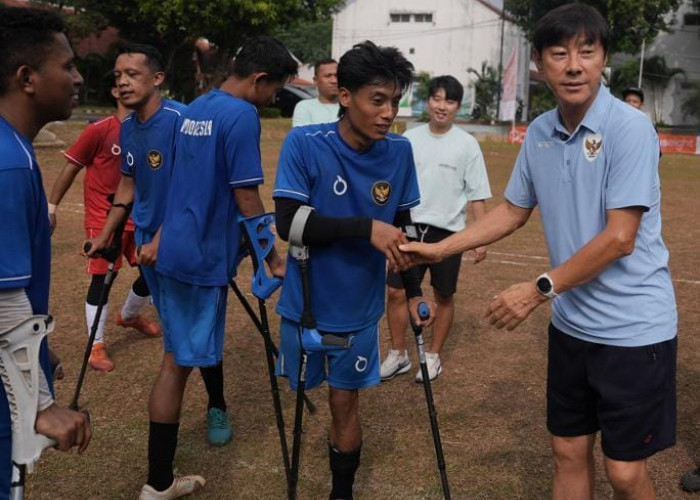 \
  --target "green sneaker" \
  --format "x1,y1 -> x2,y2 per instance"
207,407 -> 232,446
